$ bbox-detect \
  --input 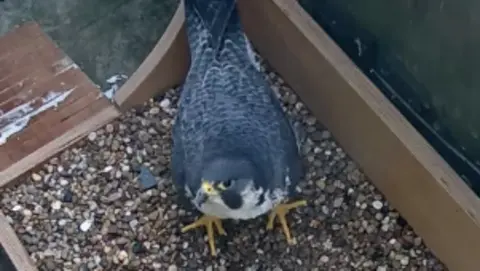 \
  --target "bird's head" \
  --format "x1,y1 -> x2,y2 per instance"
193,156 -> 260,210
